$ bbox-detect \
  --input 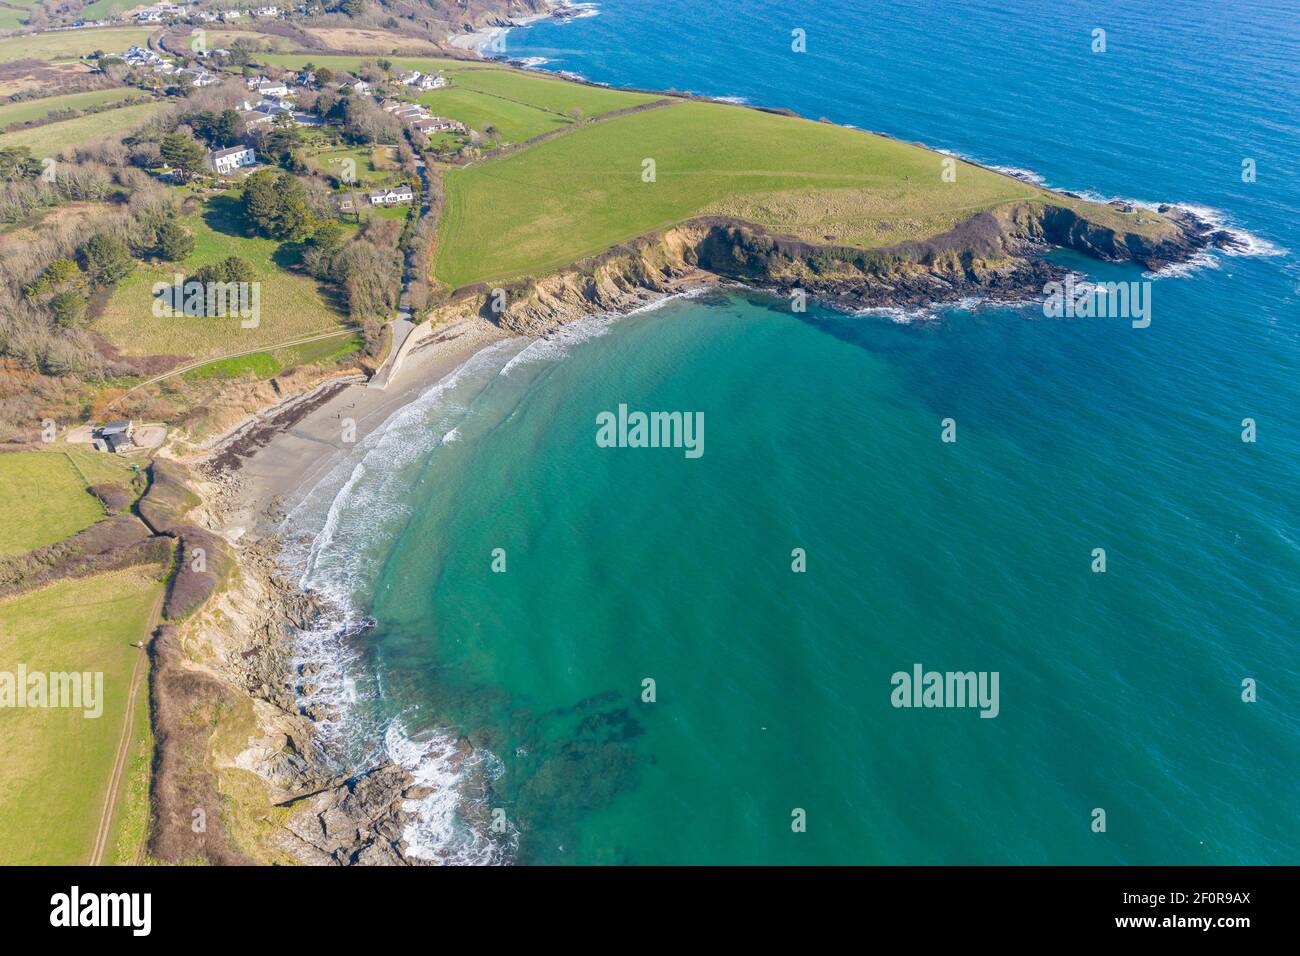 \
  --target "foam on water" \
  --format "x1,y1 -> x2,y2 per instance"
933,149 -> 1284,277
386,722 -> 517,865
277,337 -> 529,848
499,288 -> 710,375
